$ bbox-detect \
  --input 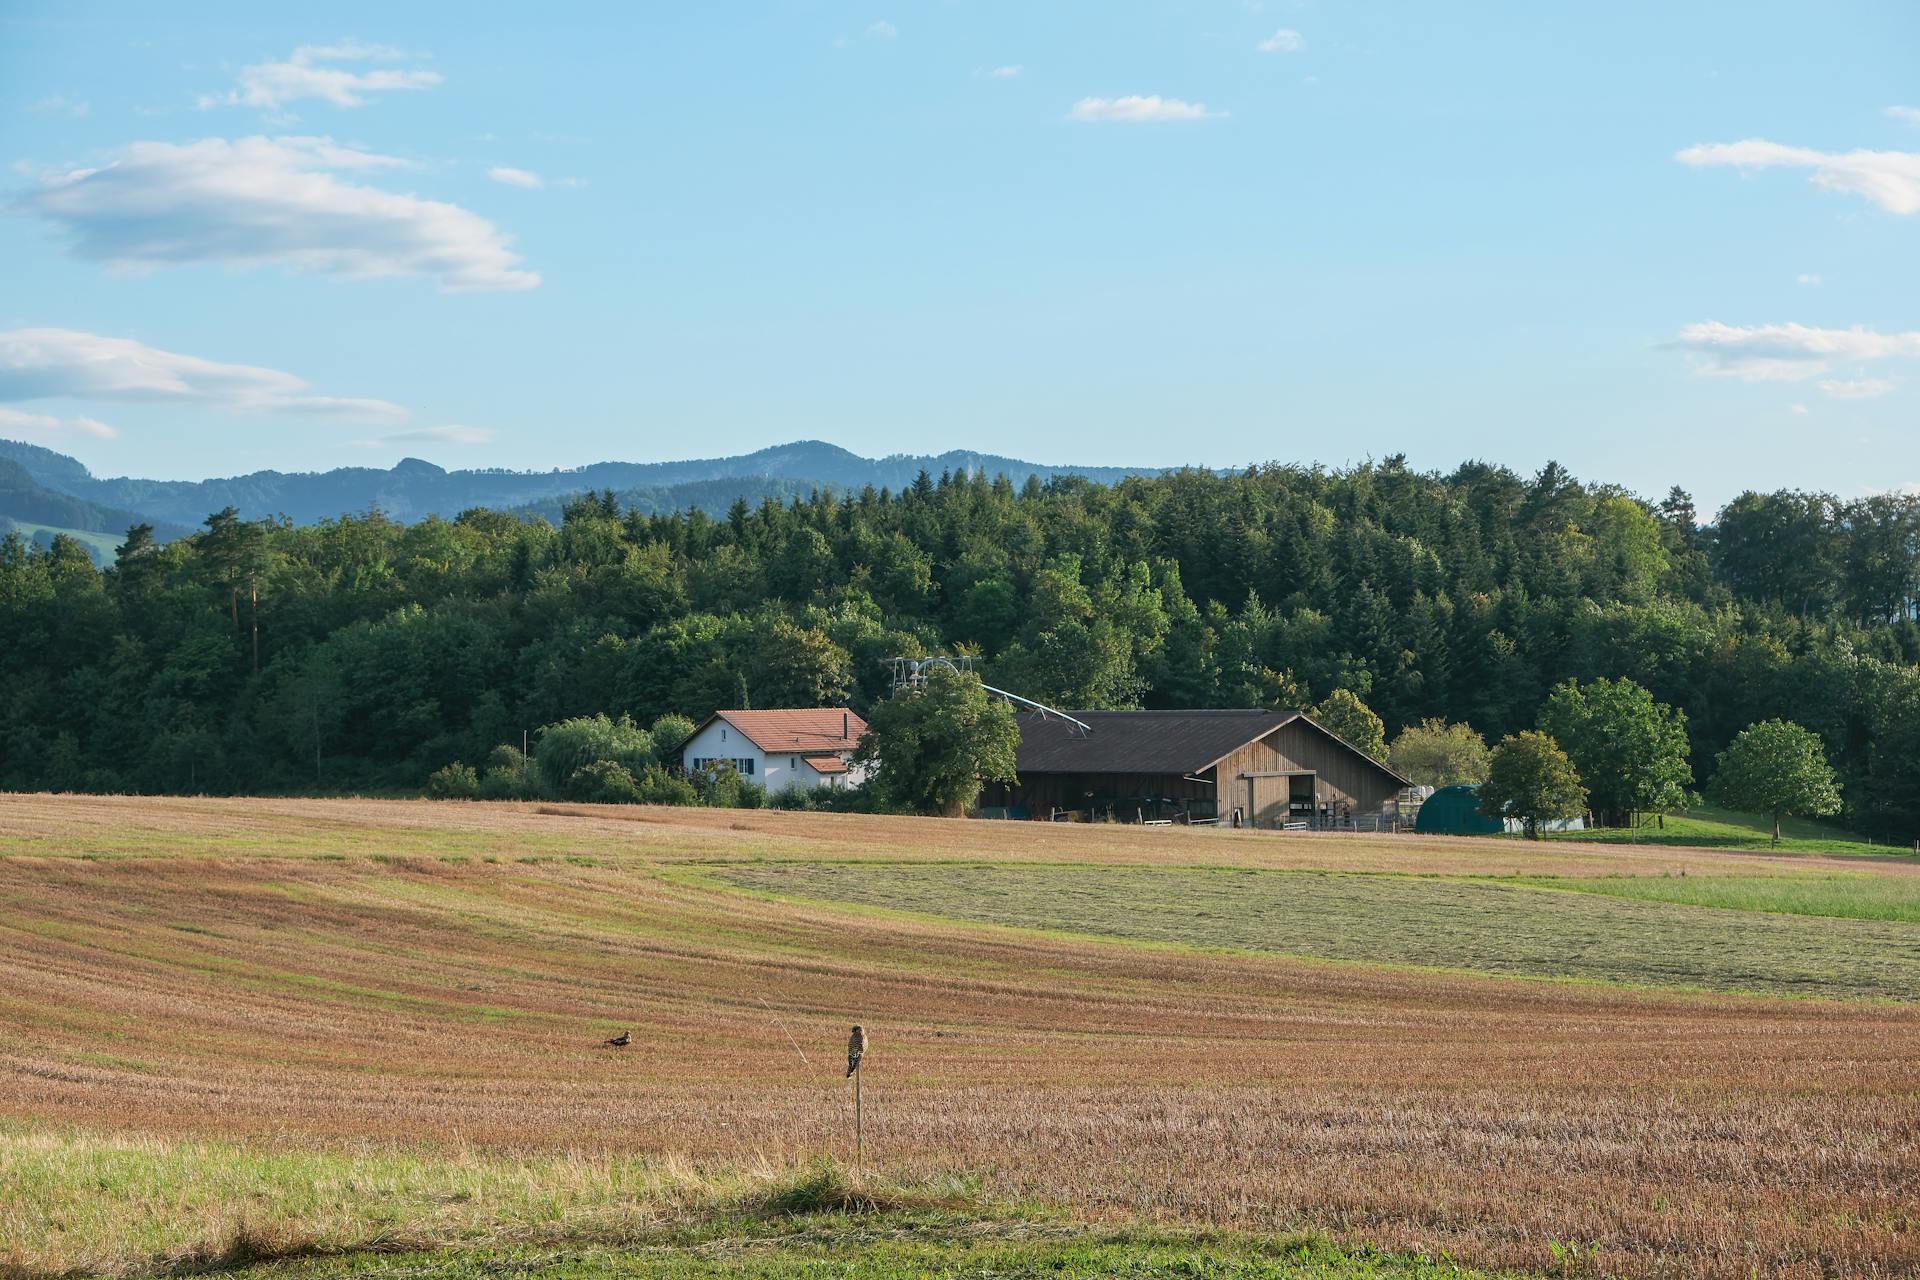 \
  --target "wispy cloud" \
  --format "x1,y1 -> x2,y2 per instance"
866,20 -> 897,38
17,135 -> 539,291
1676,138 -> 1920,214
1257,29 -> 1305,53
985,65 -> 1022,79
488,165 -> 543,189
1797,273 -> 1822,286
1886,106 -> 1920,127
0,405 -> 118,441
200,41 -> 441,110
1817,376 -> 1897,400
1068,95 -> 1224,123
0,327 -> 408,421
27,95 -> 89,118
352,424 -> 495,448
1671,321 -> 1920,381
